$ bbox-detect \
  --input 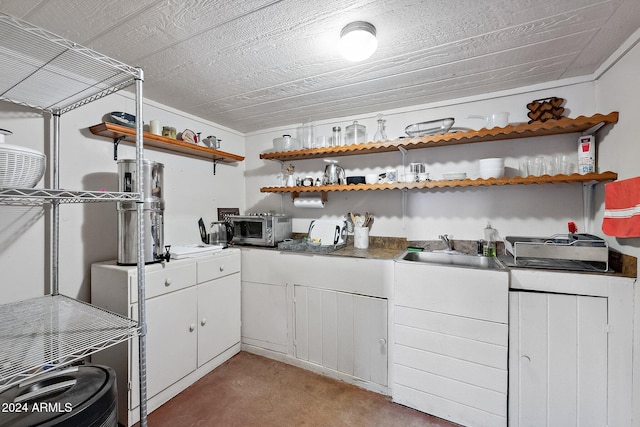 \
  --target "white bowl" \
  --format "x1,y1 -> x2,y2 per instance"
0,143 -> 46,188
479,167 -> 504,179
479,157 -> 505,167
365,173 -> 378,184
